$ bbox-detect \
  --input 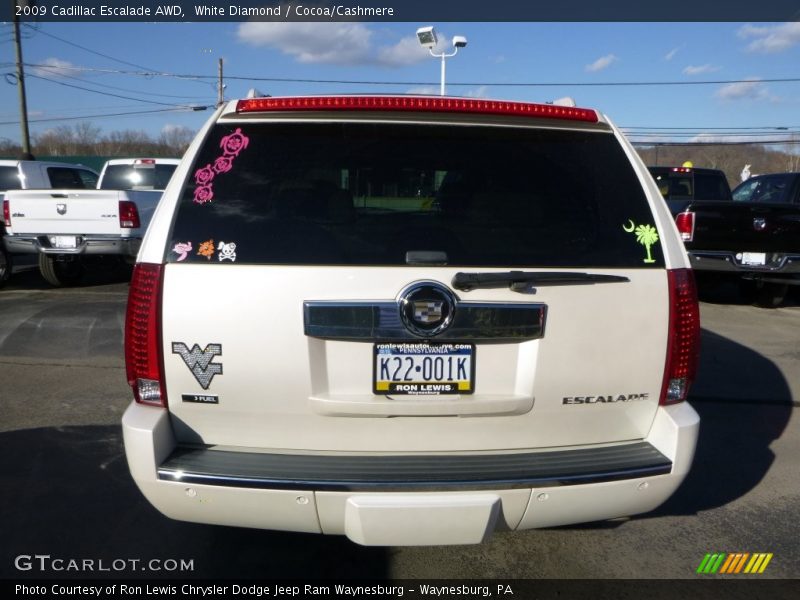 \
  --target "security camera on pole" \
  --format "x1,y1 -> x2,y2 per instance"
416,26 -> 468,96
